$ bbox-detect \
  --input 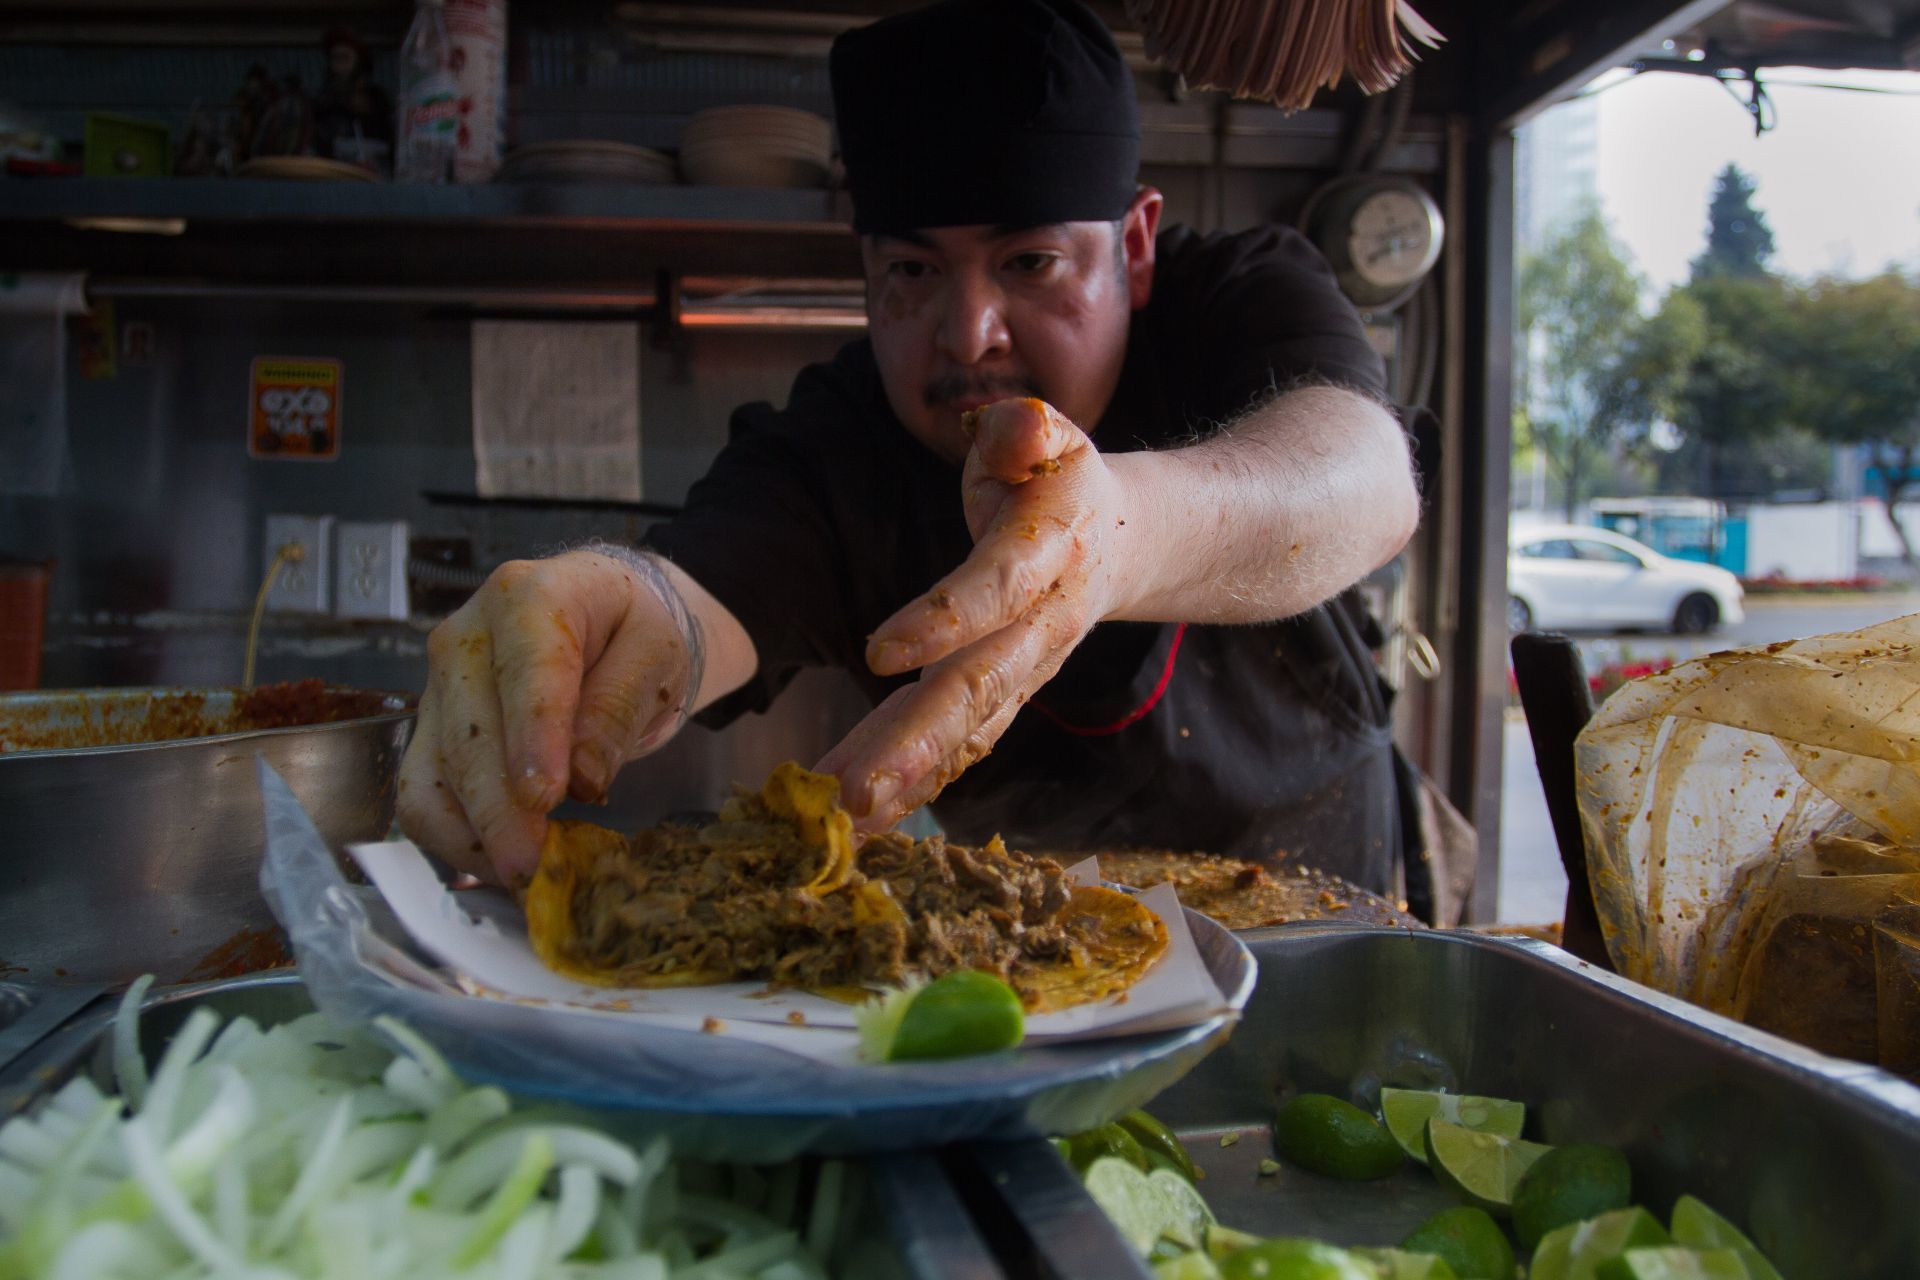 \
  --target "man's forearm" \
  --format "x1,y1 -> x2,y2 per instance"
1106,382 -> 1418,623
